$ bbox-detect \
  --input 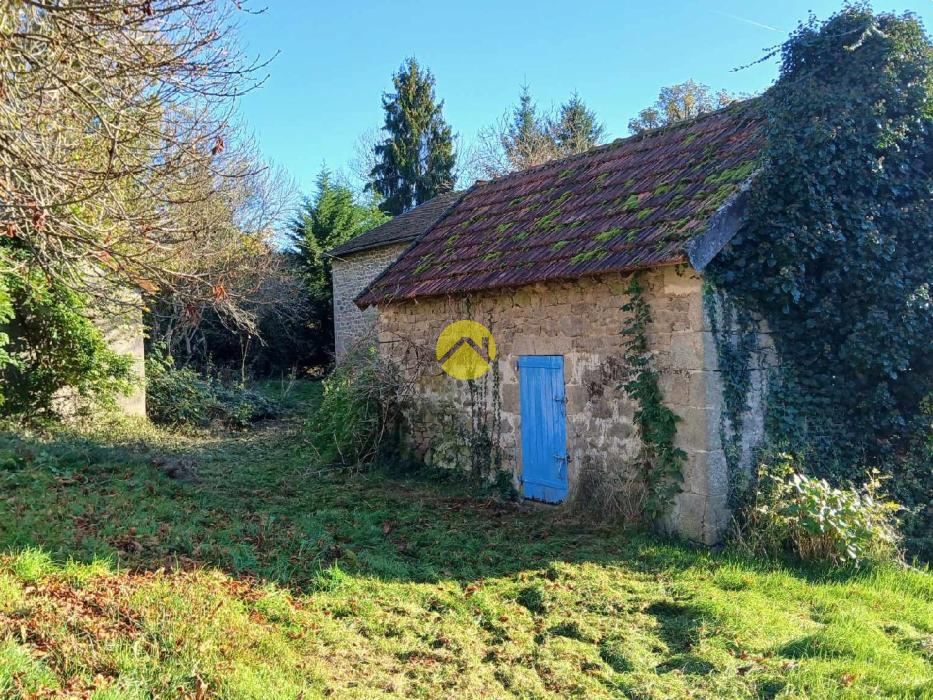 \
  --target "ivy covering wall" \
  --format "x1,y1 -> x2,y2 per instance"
620,276 -> 686,518
707,7 -> 933,557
